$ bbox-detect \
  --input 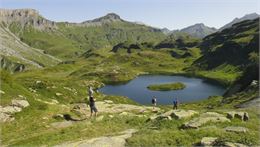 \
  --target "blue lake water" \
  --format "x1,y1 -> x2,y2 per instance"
99,75 -> 226,105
